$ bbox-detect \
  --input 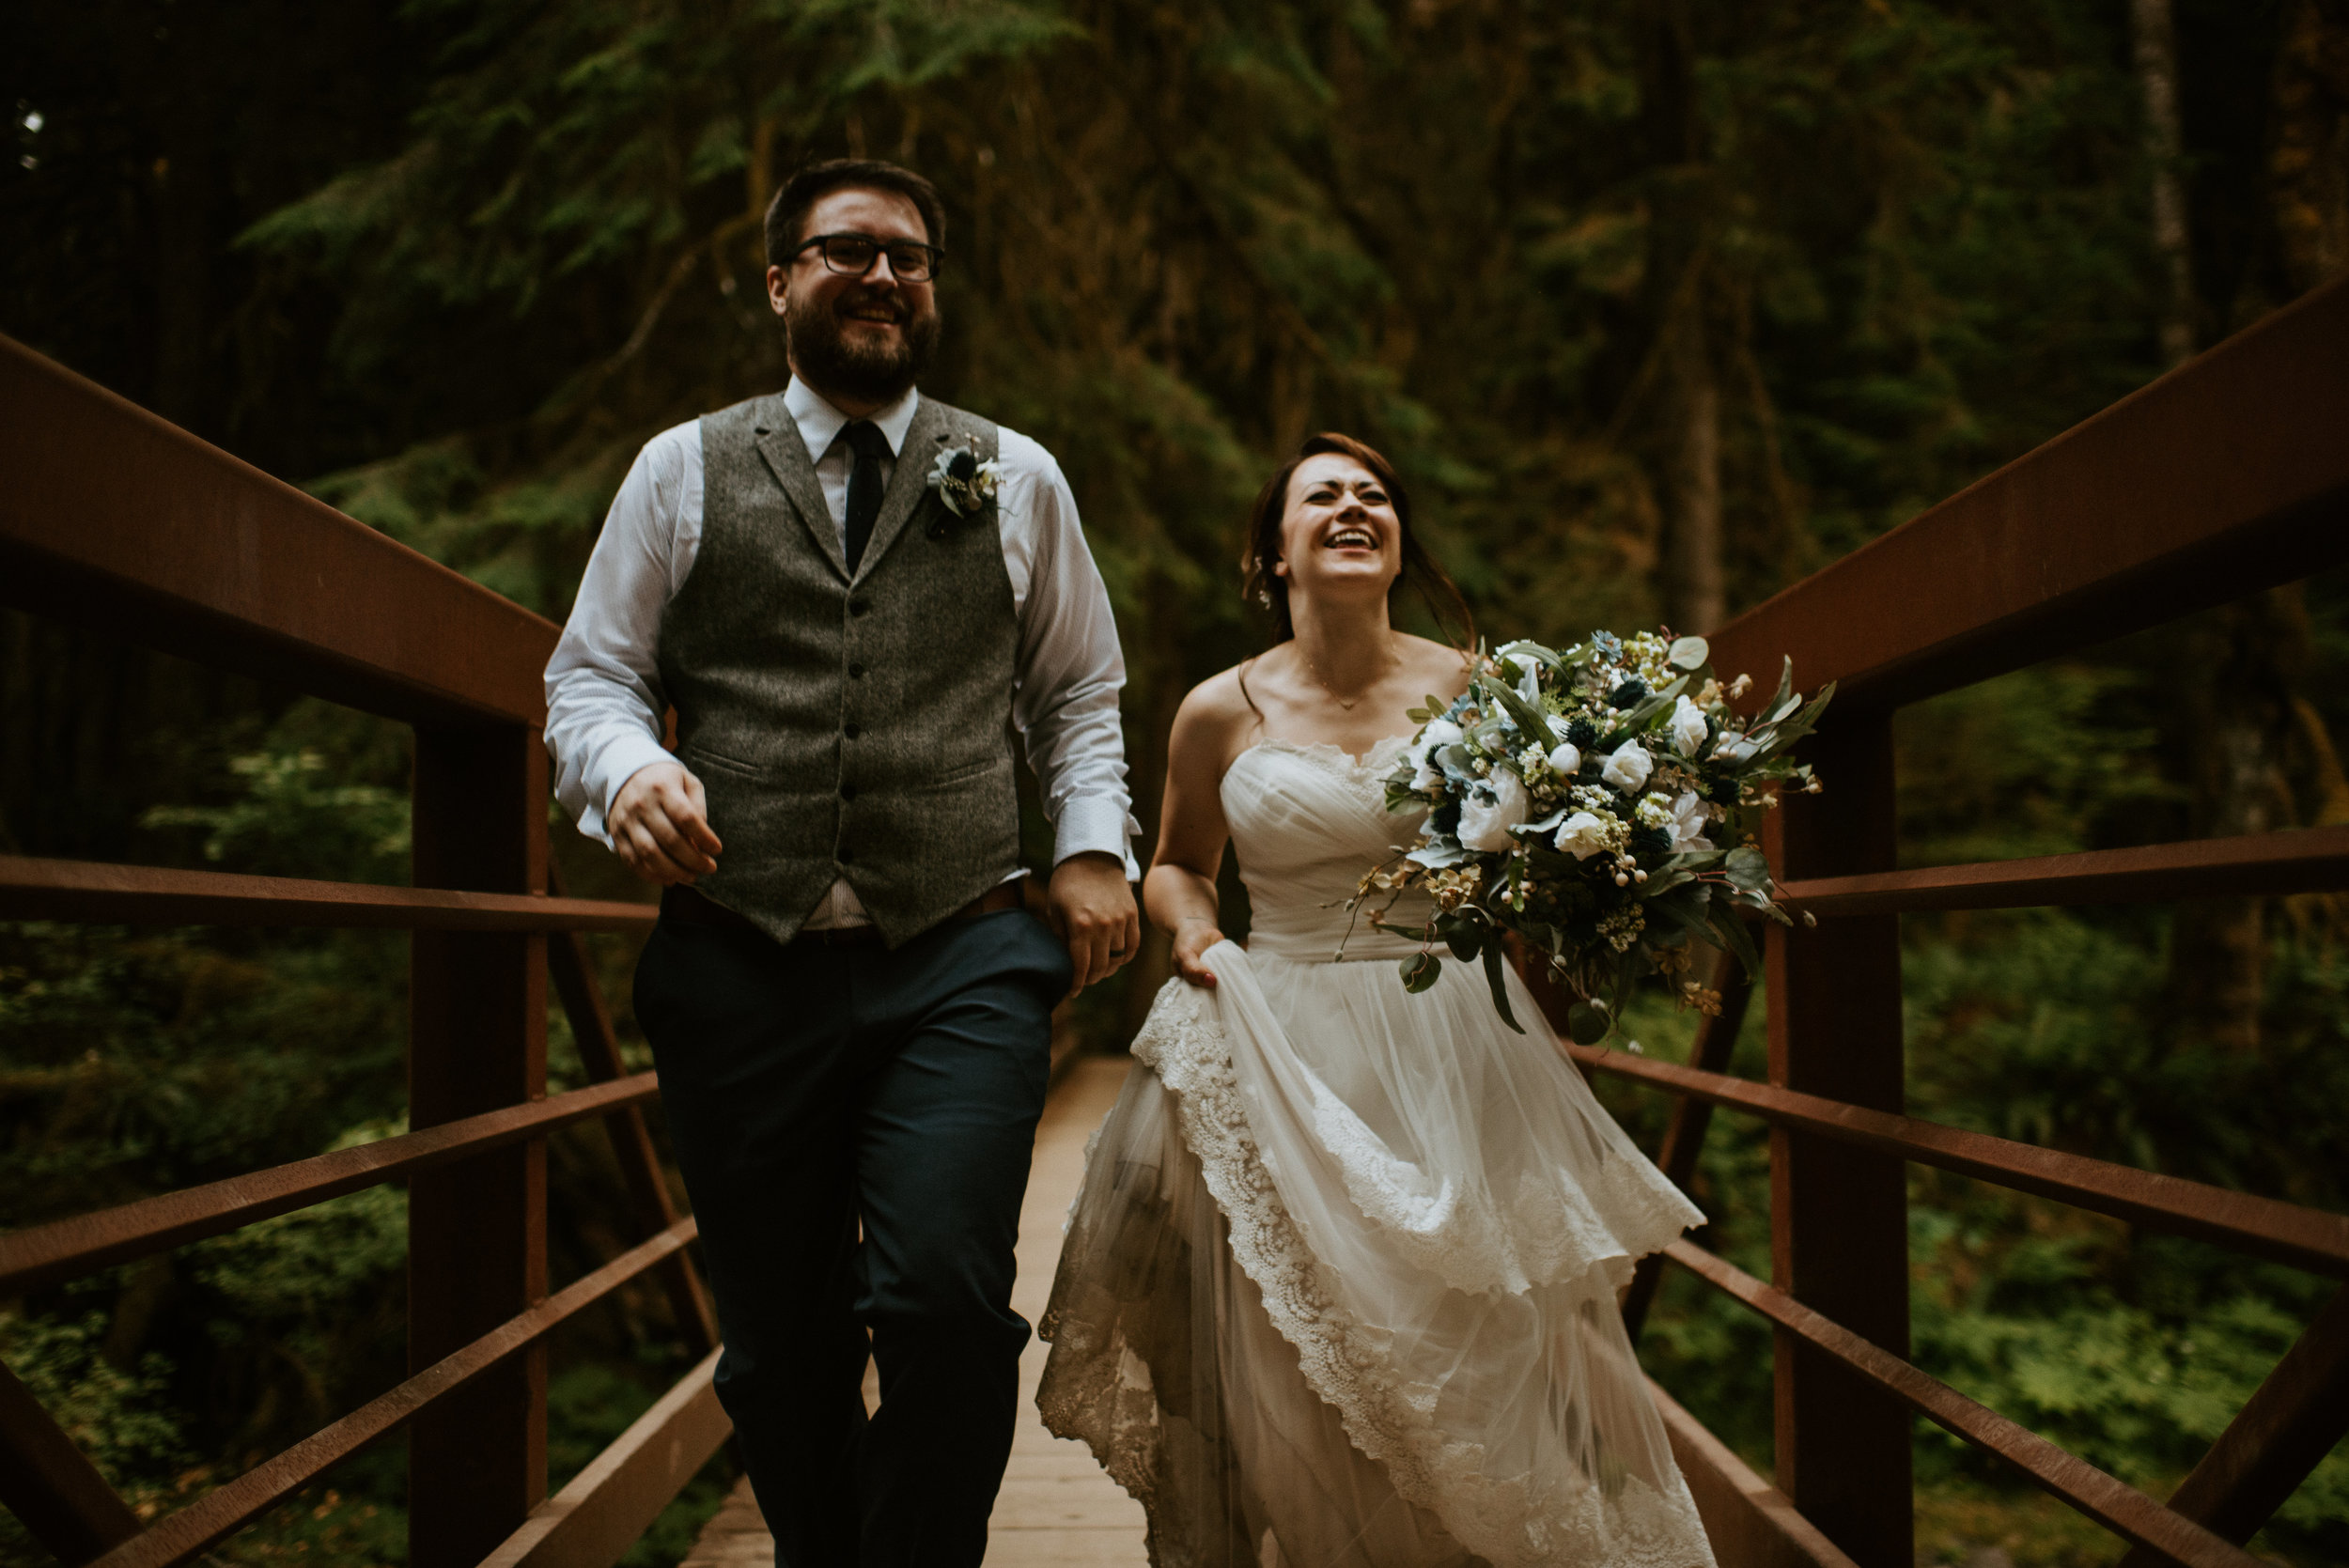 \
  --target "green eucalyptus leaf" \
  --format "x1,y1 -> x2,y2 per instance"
1706,901 -> 1763,977
1482,941 -> 1524,1032
1725,846 -> 1772,892
1668,636 -> 1709,671
1481,674 -> 1554,746
1400,952 -> 1442,992
1439,913 -> 1482,960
